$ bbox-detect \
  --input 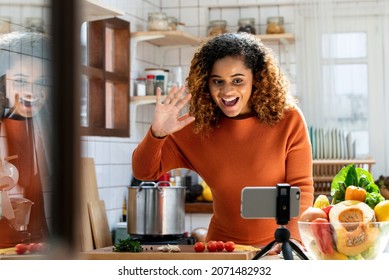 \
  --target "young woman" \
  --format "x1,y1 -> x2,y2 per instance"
0,31 -> 50,247
132,32 -> 314,251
